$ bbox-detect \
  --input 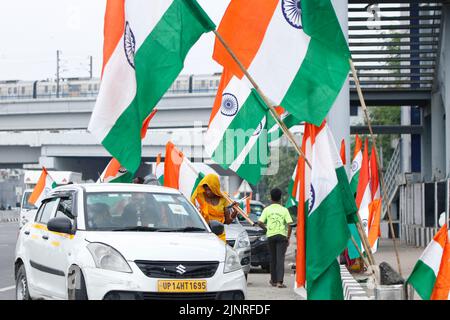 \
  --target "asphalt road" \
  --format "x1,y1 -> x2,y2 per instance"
0,221 -> 300,300
0,222 -> 17,300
